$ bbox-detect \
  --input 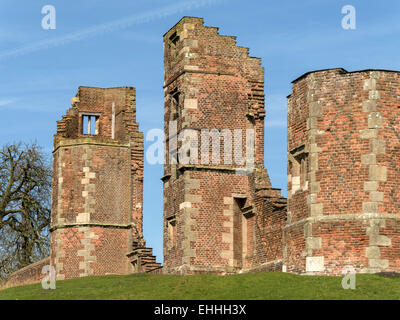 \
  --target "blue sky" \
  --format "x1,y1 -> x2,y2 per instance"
1,0 -> 399,263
